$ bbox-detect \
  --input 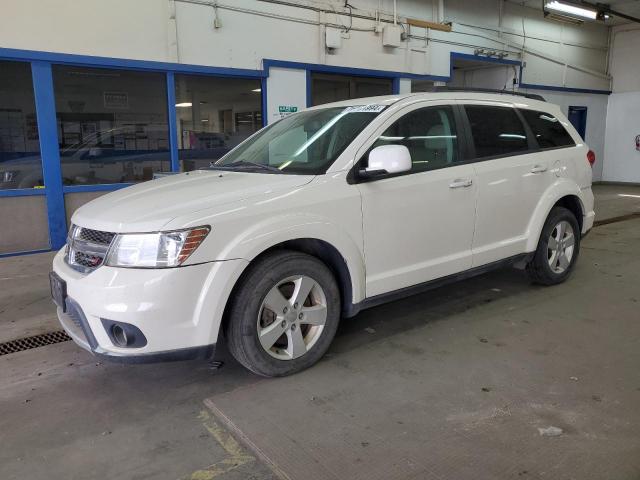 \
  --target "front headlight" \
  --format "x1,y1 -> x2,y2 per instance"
105,226 -> 210,268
